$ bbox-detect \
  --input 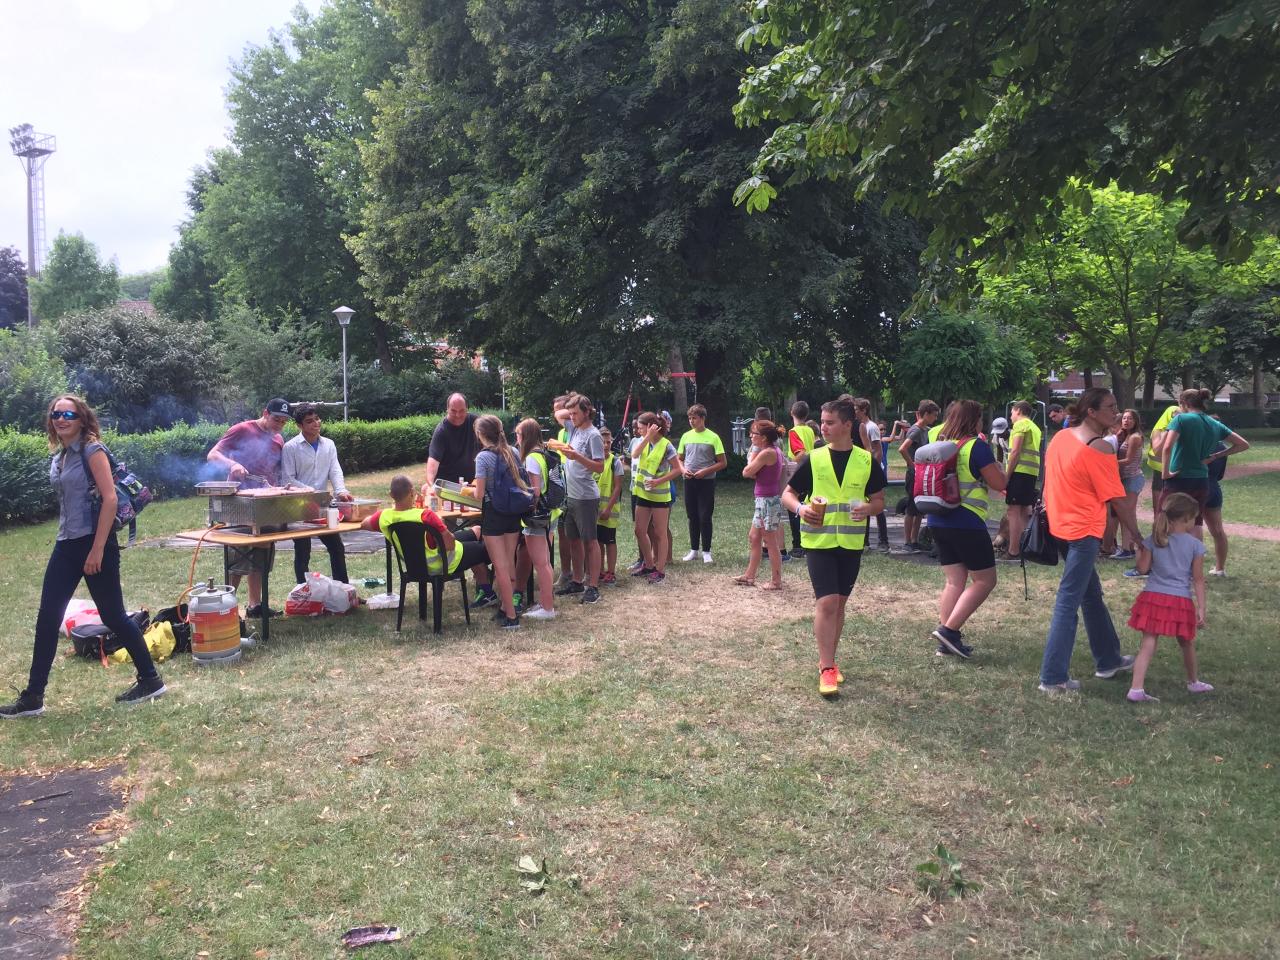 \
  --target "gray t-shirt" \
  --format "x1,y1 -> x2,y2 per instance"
1142,531 -> 1205,599
50,439 -> 105,541
565,424 -> 605,500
